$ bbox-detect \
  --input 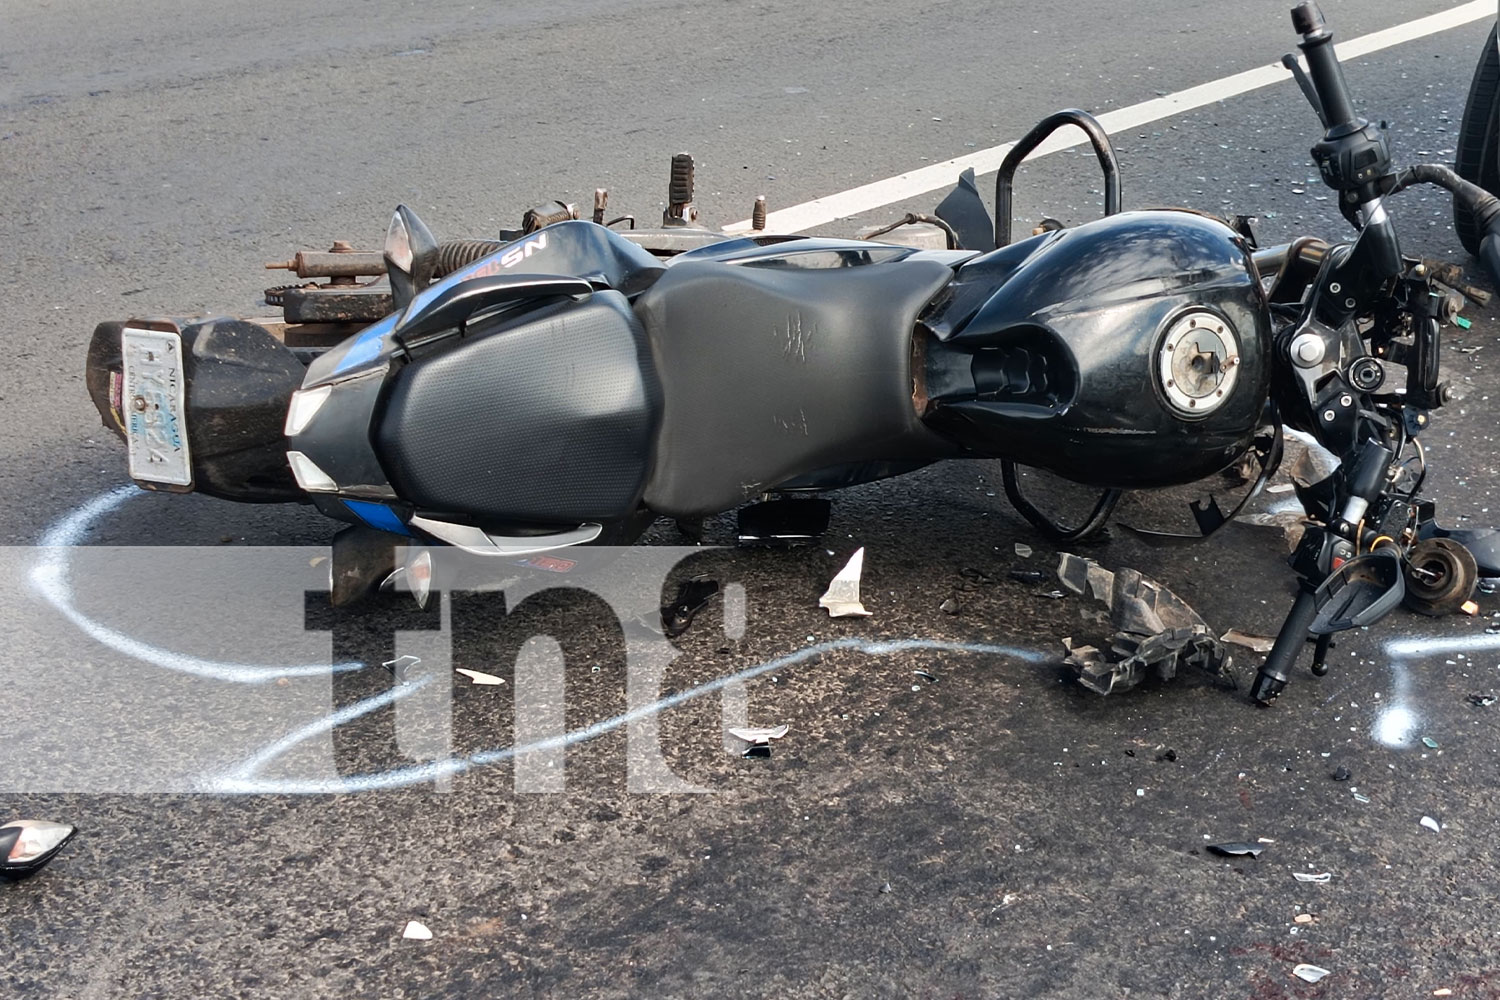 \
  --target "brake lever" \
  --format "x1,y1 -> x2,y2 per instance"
1281,53 -> 1328,129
